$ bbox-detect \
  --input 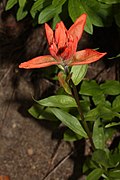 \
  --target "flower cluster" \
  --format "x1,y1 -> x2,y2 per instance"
19,14 -> 106,69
